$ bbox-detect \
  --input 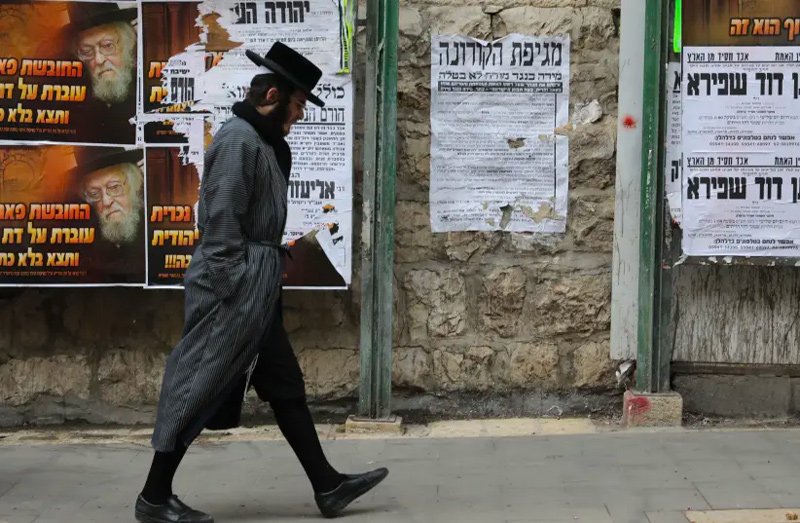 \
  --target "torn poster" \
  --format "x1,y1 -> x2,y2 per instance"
145,146 -> 201,287
140,0 -> 354,287
681,46 -> 800,256
665,62 -> 682,225
429,34 -> 570,233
